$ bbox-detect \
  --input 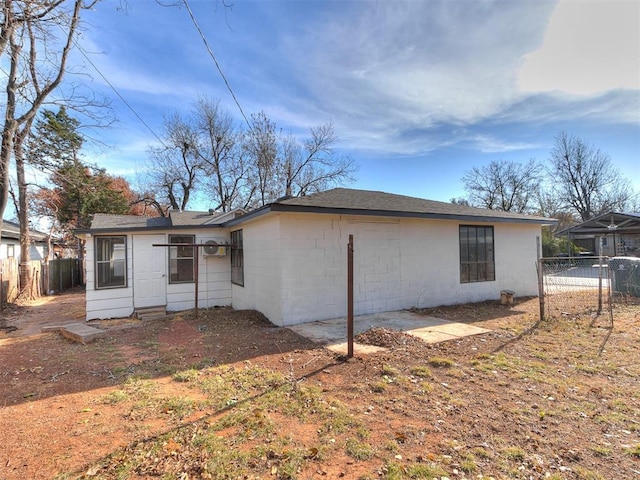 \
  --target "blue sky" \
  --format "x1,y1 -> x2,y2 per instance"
68,0 -> 639,208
